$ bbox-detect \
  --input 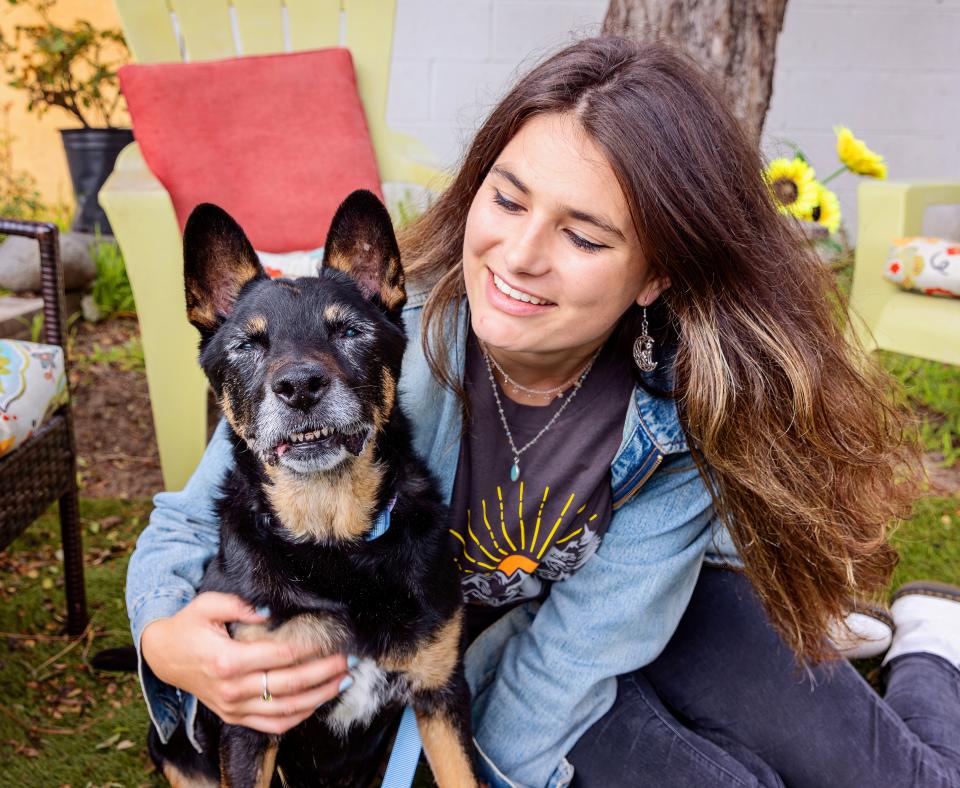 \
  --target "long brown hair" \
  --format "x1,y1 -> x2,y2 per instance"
400,37 -> 920,662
